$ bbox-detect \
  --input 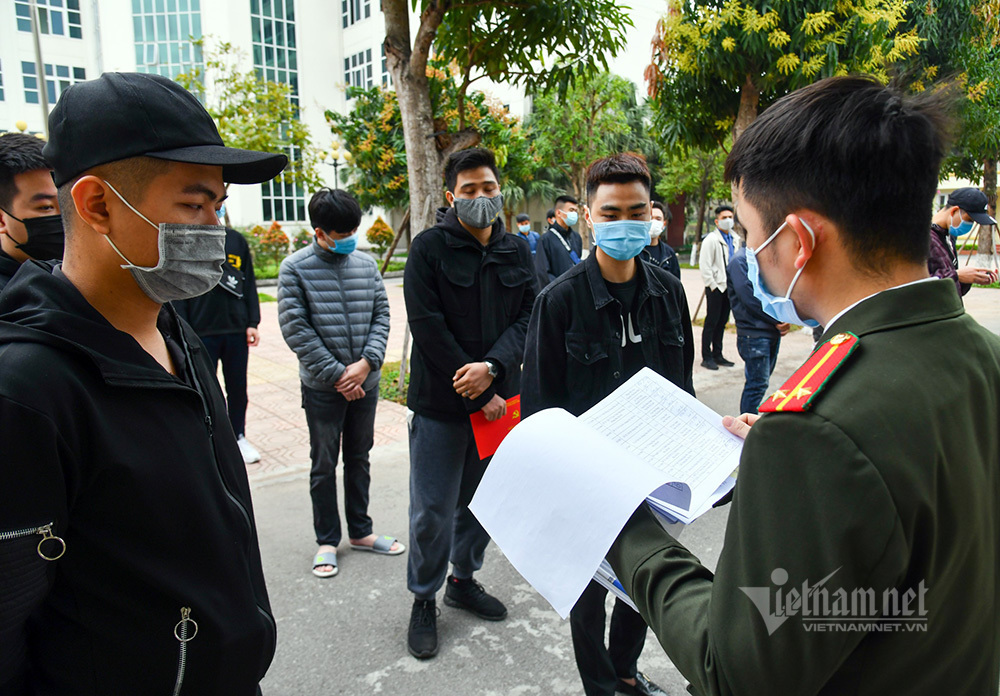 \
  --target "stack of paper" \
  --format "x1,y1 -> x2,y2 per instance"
470,368 -> 744,617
